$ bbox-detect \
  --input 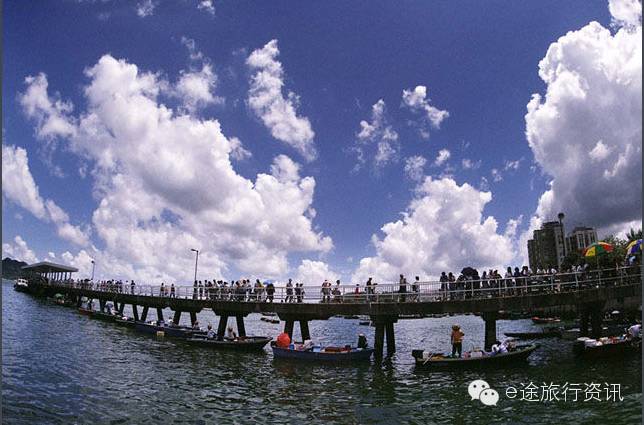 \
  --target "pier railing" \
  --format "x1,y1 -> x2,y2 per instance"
34,265 -> 641,304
